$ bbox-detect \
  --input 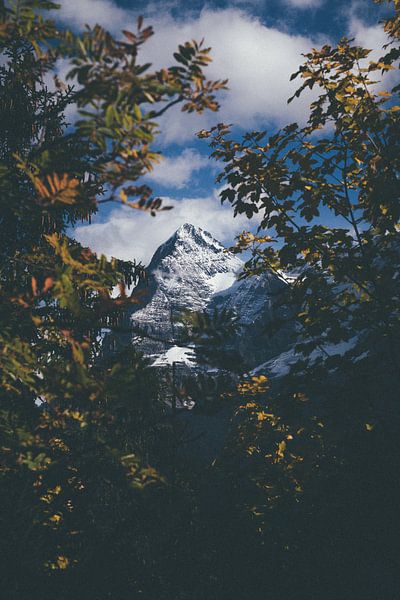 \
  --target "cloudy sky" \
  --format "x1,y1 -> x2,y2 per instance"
59,0 -> 388,264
